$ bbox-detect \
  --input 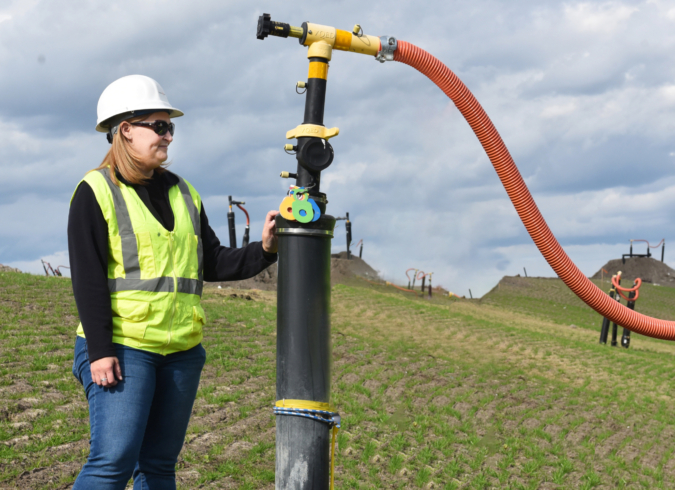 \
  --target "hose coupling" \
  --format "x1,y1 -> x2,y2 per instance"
375,36 -> 397,63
